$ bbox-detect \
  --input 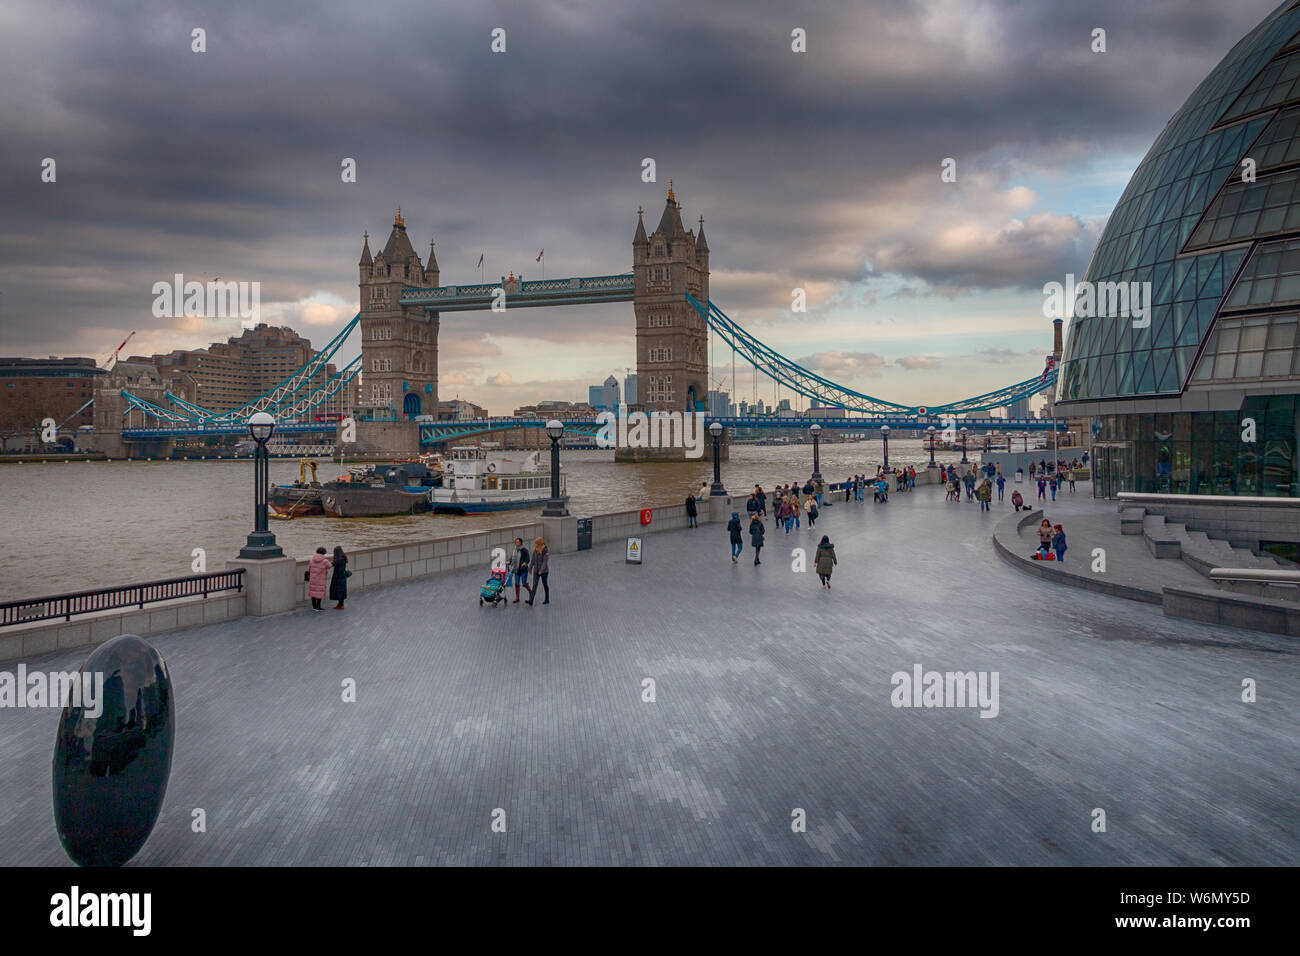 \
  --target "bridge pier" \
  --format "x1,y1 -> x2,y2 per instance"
351,420 -> 420,459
